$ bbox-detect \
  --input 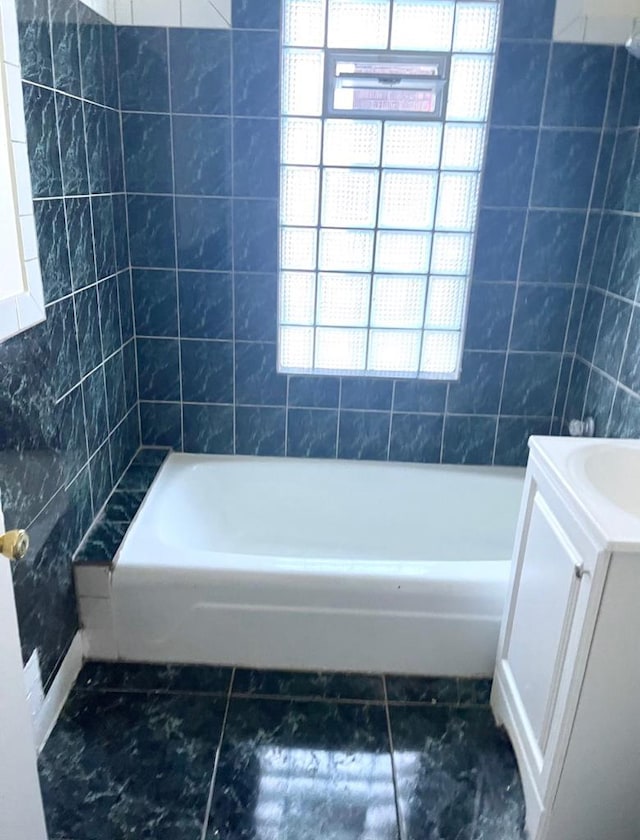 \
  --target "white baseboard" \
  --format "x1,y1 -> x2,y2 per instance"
33,633 -> 83,753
